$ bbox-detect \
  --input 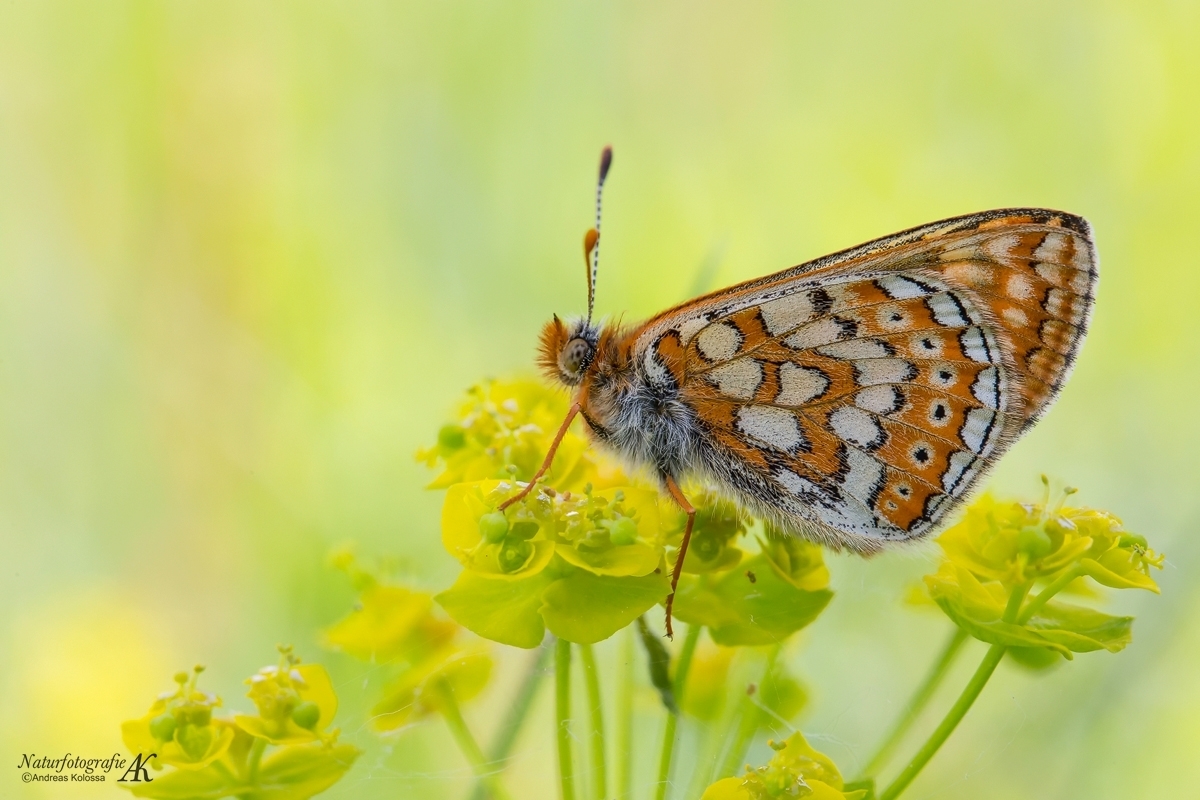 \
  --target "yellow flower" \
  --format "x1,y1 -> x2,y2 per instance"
369,646 -> 493,732
442,480 -> 561,577
418,379 -> 604,490
937,488 -> 1164,595
938,495 -> 1094,585
234,653 -> 339,745
701,732 -> 866,800
442,479 -> 665,578
120,667 -> 234,771
323,583 -> 460,663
